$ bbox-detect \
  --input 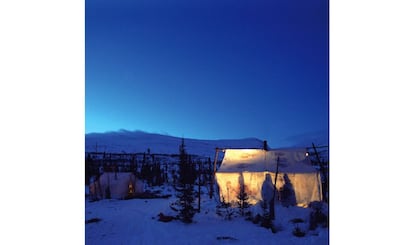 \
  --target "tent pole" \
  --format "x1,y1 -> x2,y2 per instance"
270,156 -> 280,220
312,143 -> 327,202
